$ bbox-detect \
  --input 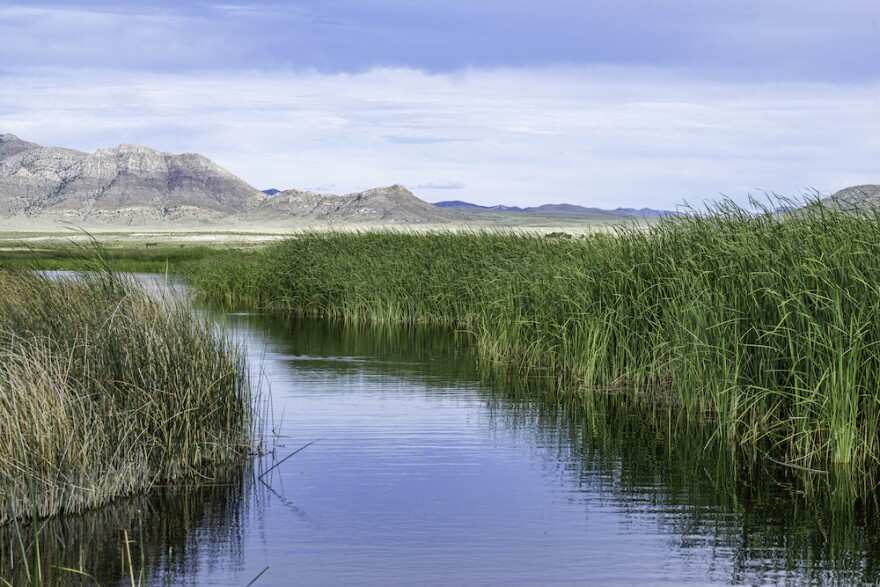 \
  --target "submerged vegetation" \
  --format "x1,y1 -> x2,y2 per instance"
185,202 -> 880,474
0,269 -> 254,528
